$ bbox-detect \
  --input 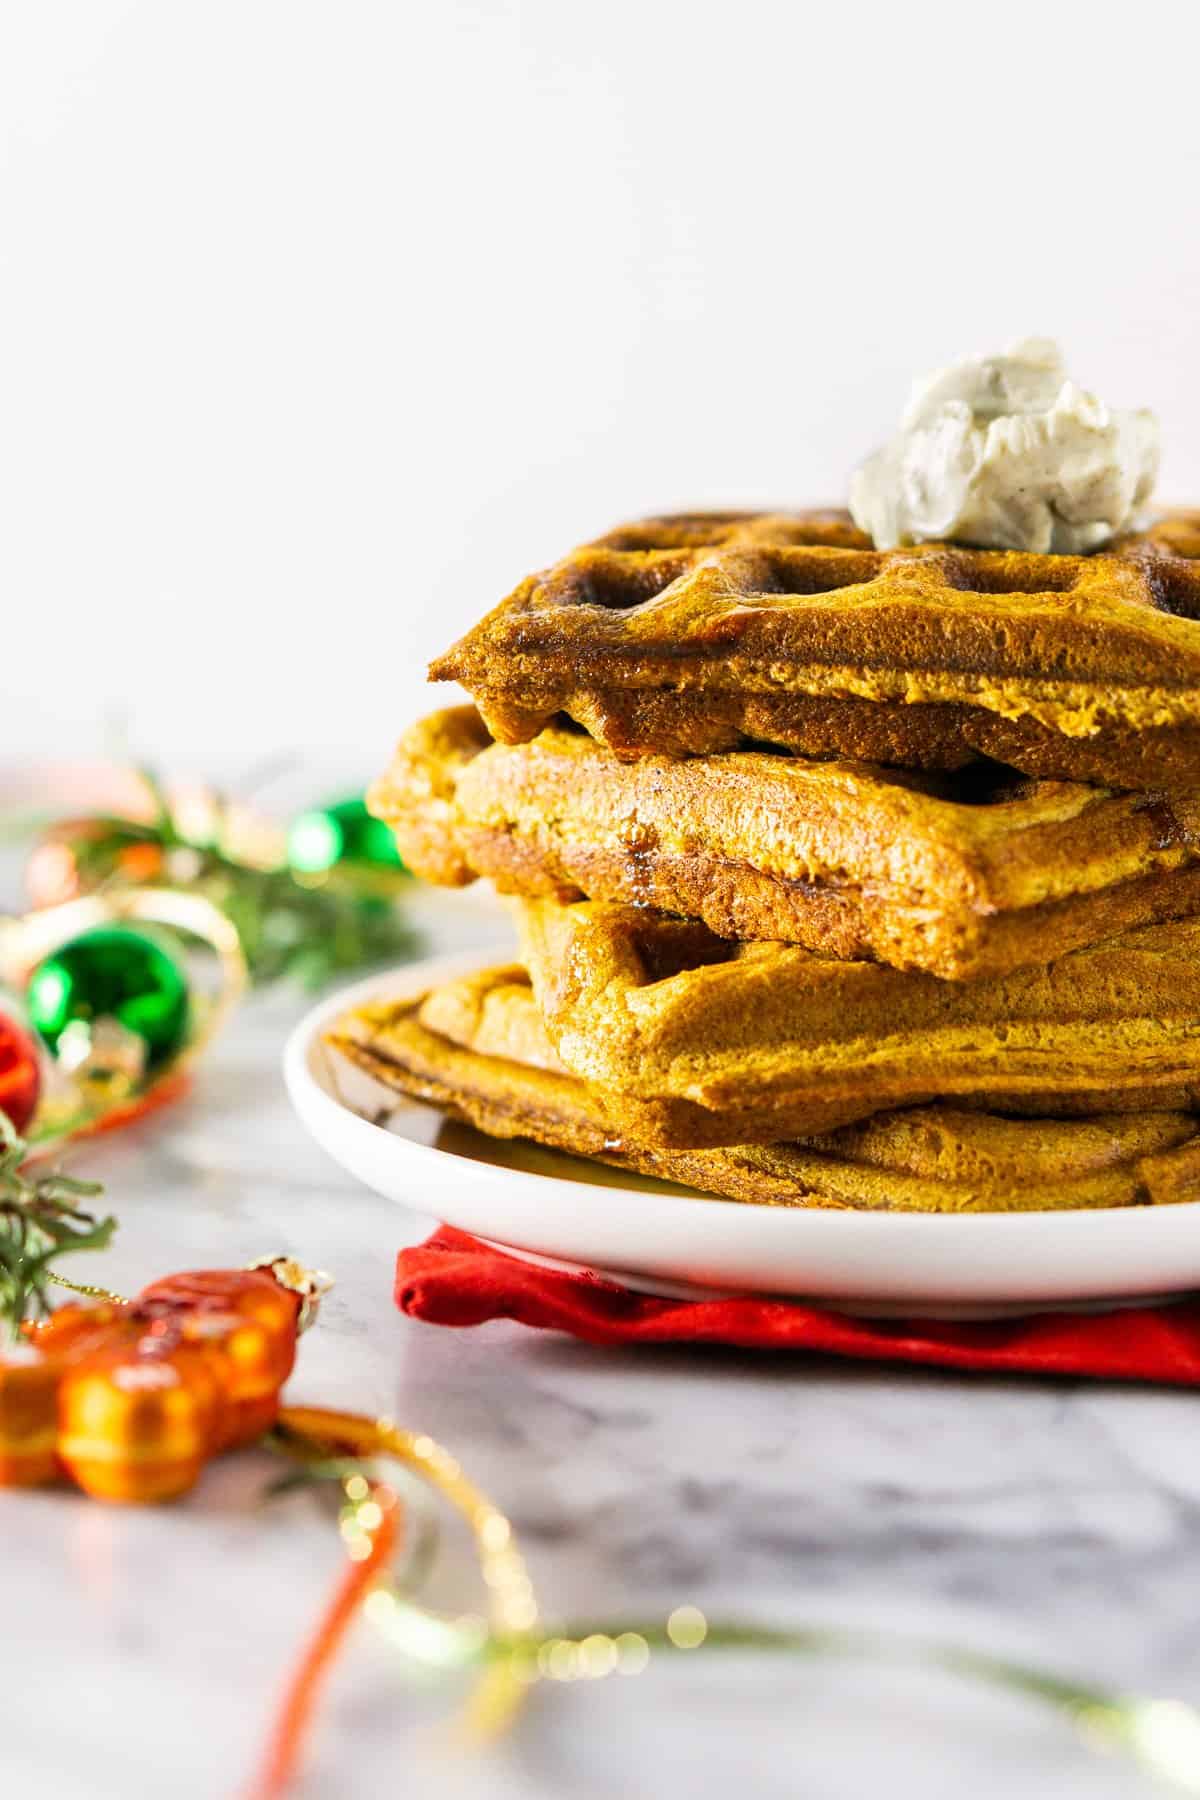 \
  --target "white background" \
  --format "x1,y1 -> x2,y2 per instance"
4,0 -> 1199,777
